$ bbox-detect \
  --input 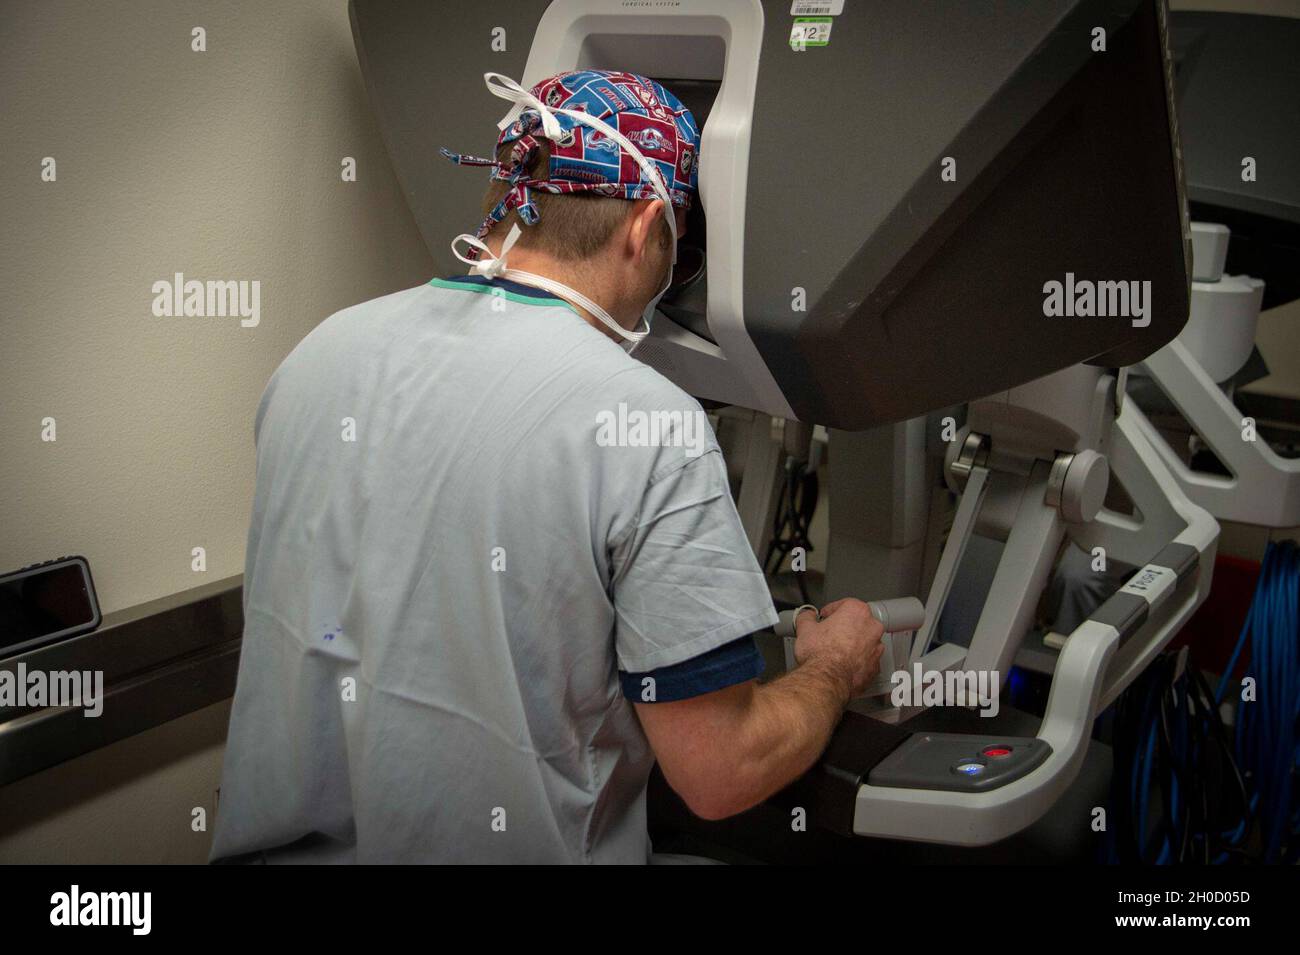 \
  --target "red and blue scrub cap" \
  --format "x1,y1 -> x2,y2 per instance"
441,70 -> 701,248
